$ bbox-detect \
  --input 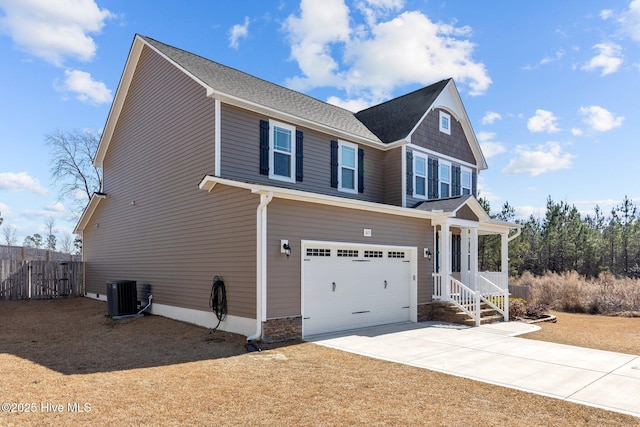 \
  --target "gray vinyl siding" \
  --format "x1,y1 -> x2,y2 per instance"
84,46 -> 257,318
383,146 -> 403,206
266,198 -> 434,319
412,108 -> 477,165
220,104 -> 385,203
